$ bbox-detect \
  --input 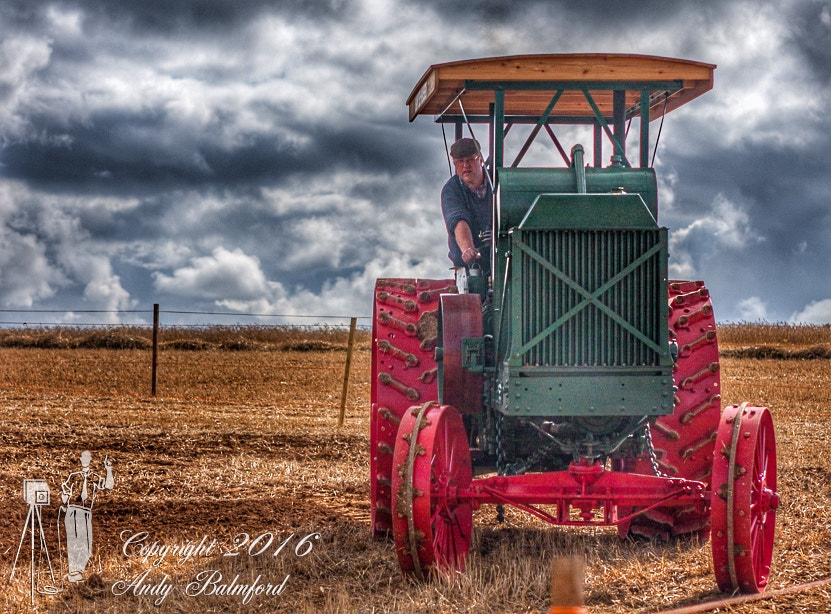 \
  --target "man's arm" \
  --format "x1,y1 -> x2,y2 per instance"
453,221 -> 479,264
441,177 -> 479,265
